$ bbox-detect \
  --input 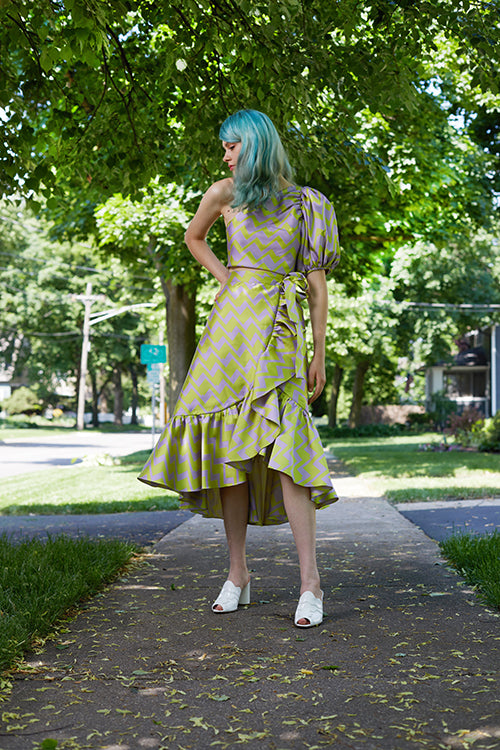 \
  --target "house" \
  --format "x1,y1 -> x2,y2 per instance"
425,325 -> 500,417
